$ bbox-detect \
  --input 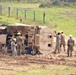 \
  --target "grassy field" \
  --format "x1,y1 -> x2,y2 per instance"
0,2 -> 76,36
0,16 -> 20,24
0,64 -> 76,75
16,64 -> 76,75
